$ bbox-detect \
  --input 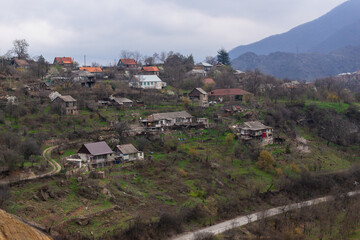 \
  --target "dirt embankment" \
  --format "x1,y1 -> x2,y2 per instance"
0,209 -> 52,240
